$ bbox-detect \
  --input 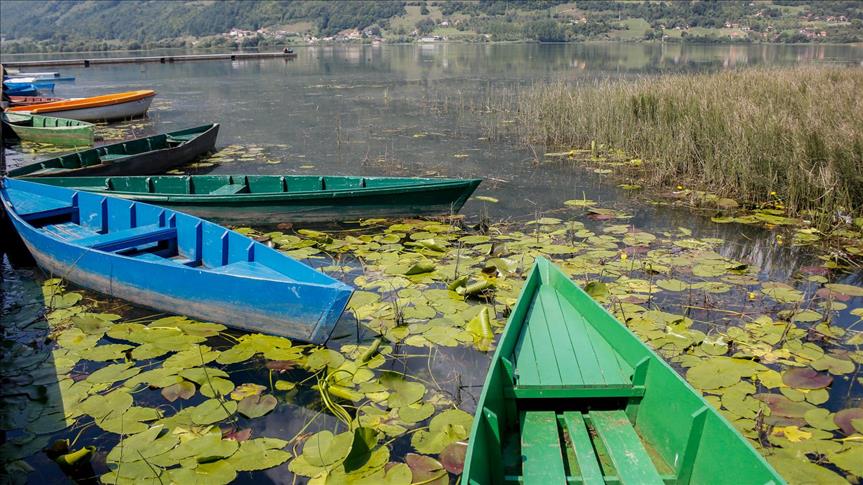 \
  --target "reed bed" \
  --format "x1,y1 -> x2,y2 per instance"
504,67 -> 863,218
